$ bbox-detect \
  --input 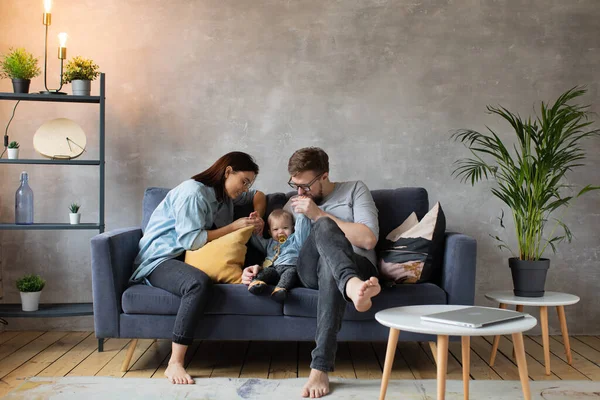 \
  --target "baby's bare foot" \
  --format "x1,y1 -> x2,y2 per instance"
165,362 -> 194,384
301,369 -> 330,398
346,277 -> 381,312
